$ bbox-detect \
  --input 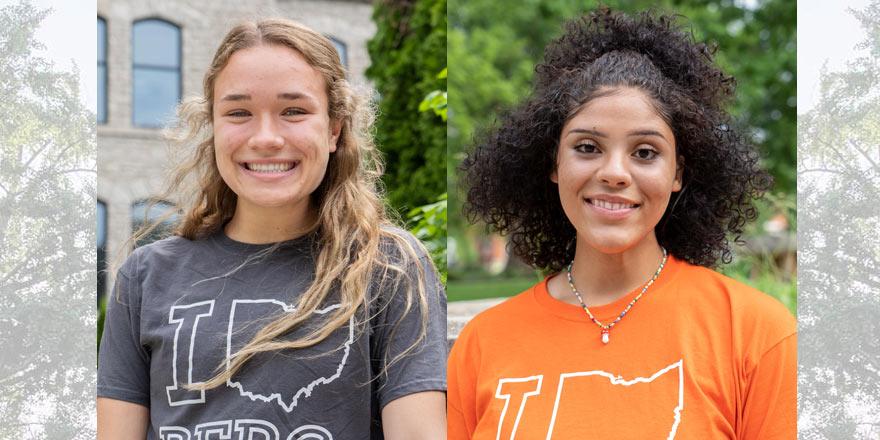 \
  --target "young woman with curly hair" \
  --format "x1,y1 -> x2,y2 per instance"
448,8 -> 795,439
97,19 -> 446,439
